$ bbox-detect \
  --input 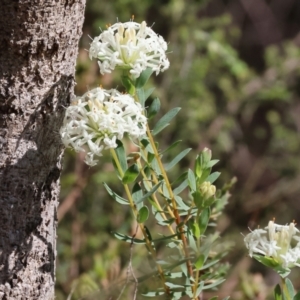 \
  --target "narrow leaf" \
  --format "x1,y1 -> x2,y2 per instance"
136,88 -> 146,107
173,178 -> 188,195
188,169 -> 197,191
198,207 -> 211,235
114,140 -> 128,174
134,182 -> 162,204
144,87 -> 155,101
164,148 -> 192,171
206,159 -> 219,168
135,67 -> 153,88
161,140 -> 182,154
206,172 -> 221,184
202,279 -> 225,290
103,183 -> 129,205
114,232 -> 145,244
152,107 -> 181,135
122,164 -> 139,184
174,195 -> 190,211
147,97 -> 161,119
